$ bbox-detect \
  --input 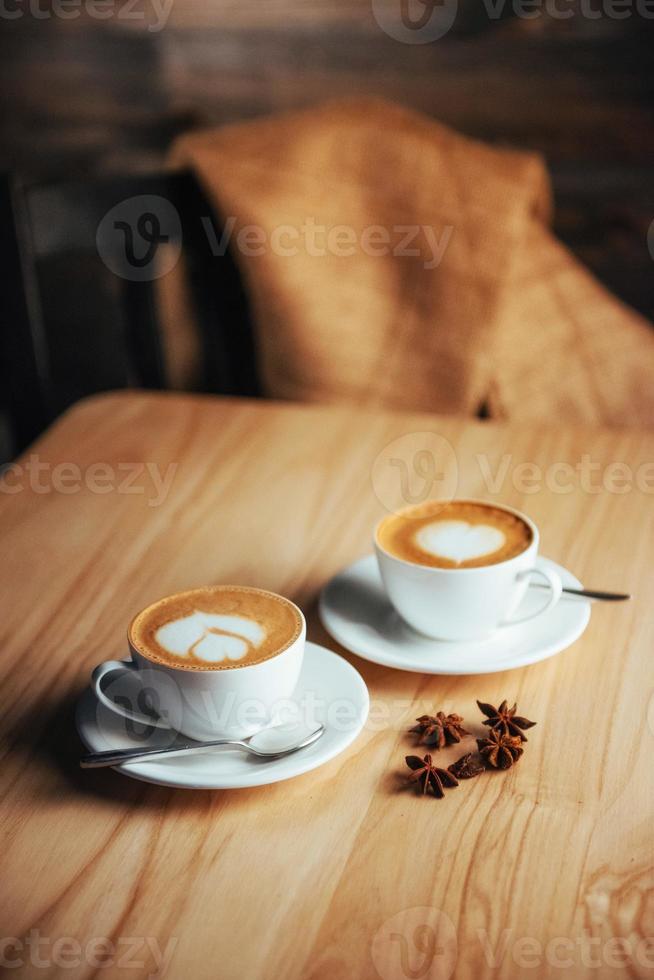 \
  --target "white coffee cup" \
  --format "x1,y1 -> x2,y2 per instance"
92,592 -> 306,741
374,500 -> 562,641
